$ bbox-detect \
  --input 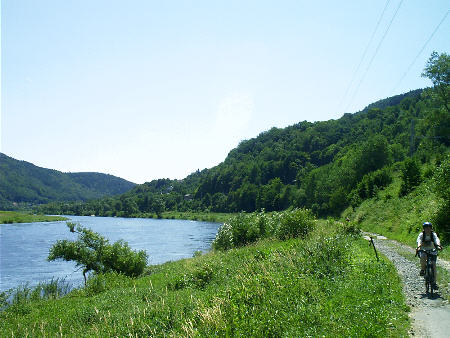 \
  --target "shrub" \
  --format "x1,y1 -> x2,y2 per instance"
212,222 -> 233,250
85,272 -> 133,296
48,222 -> 148,283
276,208 -> 315,240
212,209 -> 315,250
